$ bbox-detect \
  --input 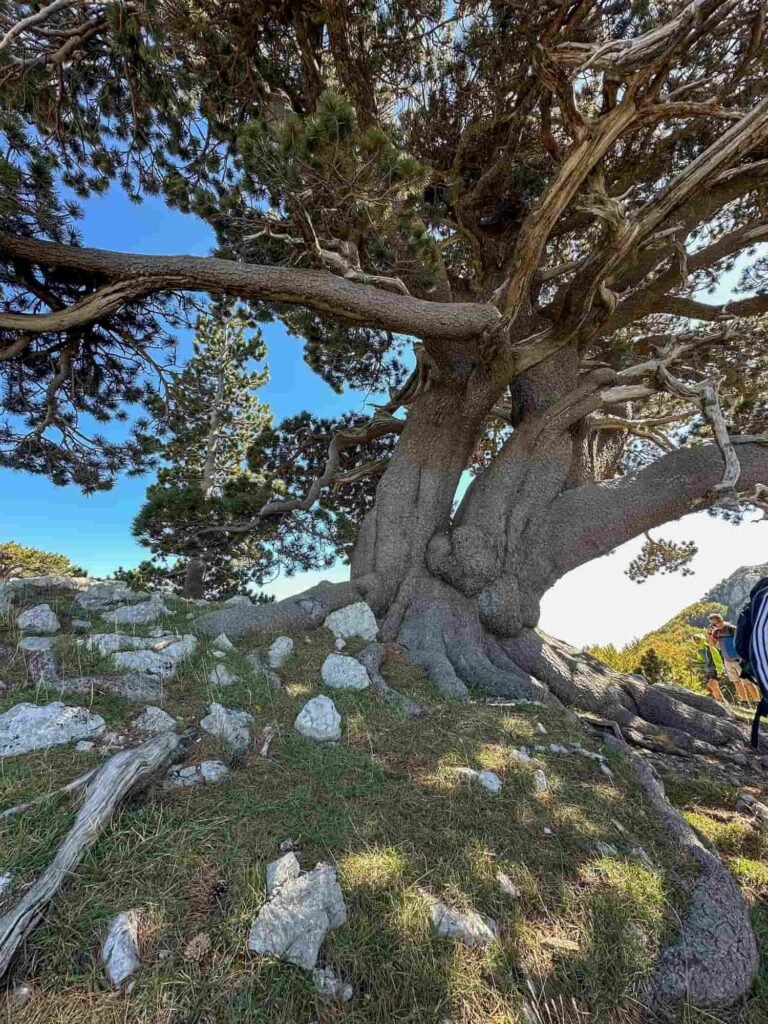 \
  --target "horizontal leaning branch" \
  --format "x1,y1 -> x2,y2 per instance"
0,233 -> 501,343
